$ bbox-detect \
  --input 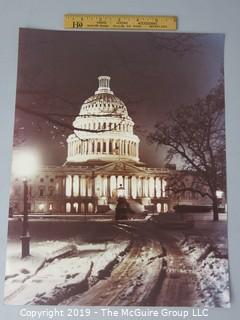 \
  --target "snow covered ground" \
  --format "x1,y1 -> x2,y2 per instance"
180,236 -> 230,308
4,239 -> 130,305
